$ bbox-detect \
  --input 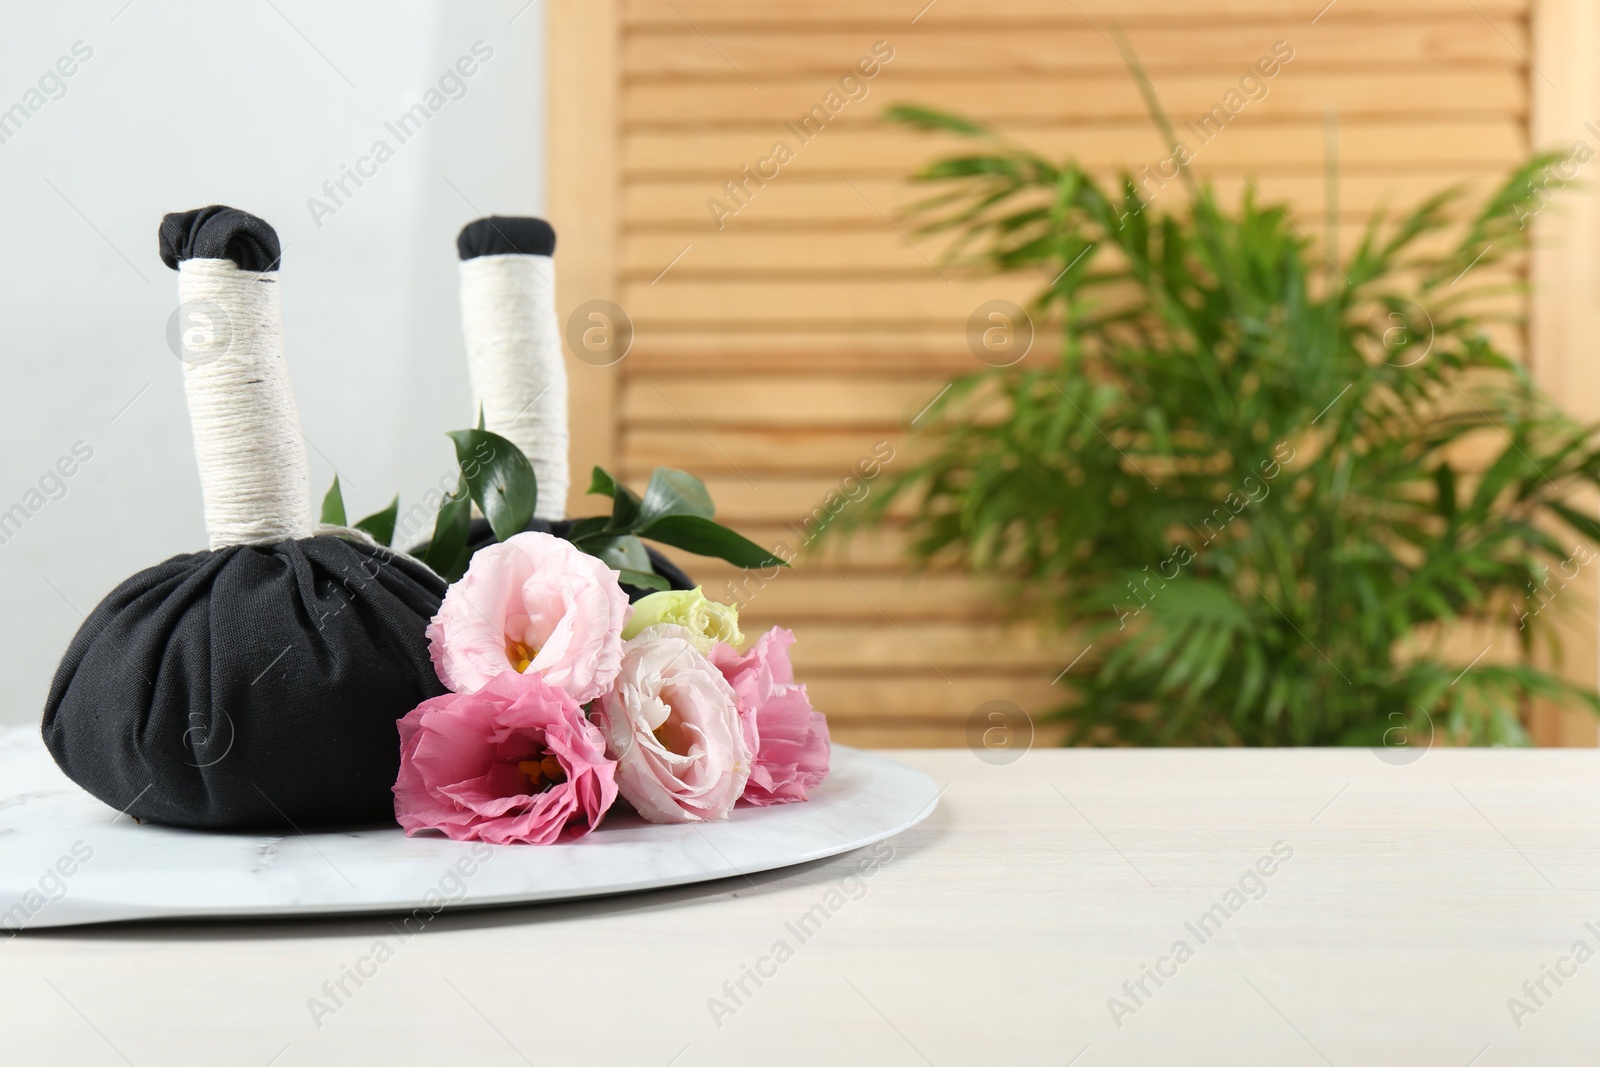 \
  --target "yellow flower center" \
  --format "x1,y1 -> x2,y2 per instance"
518,754 -> 566,793
653,705 -> 691,756
505,637 -> 539,673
